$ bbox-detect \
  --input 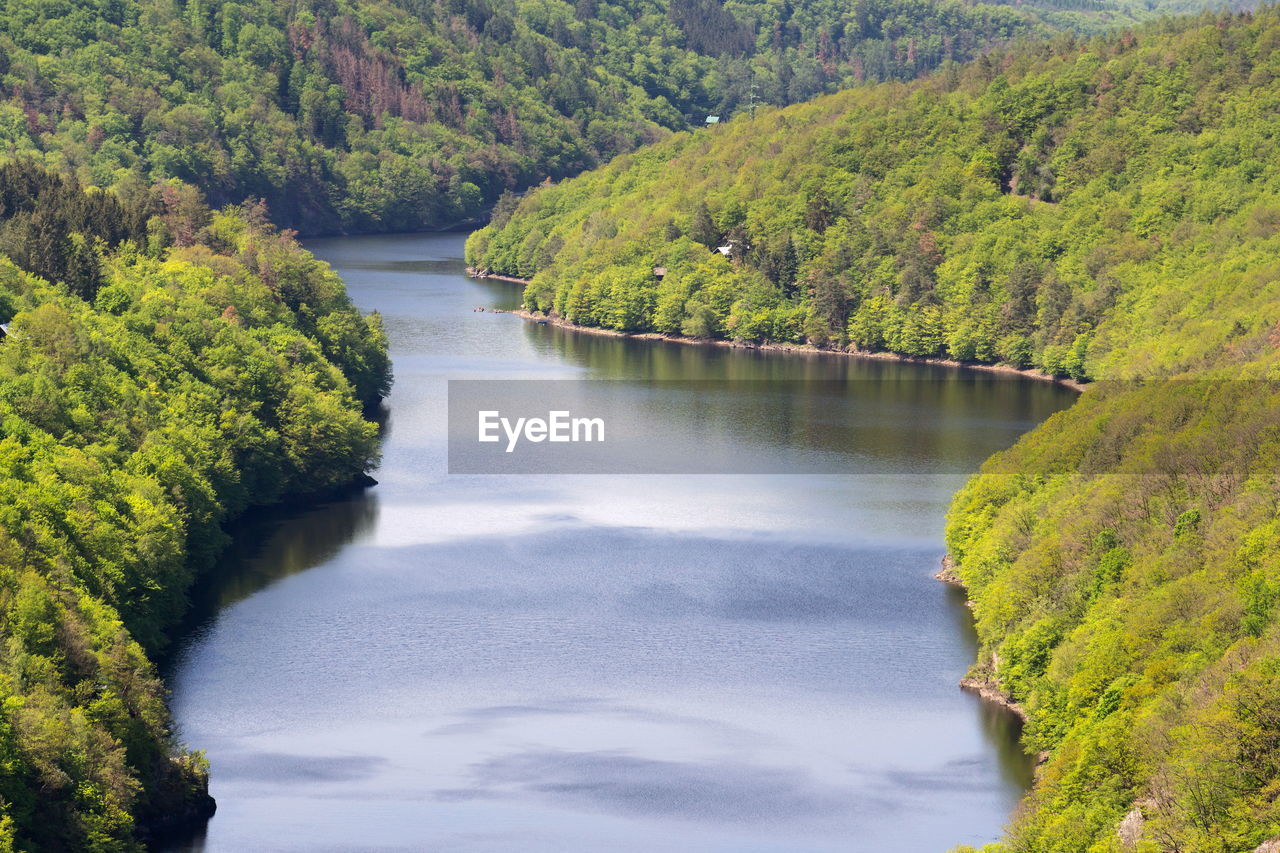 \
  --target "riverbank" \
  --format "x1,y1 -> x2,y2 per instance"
468,268 -> 531,285
936,555 -> 1029,724
470,269 -> 1085,391
484,301 -> 1086,391
0,202 -> 392,851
